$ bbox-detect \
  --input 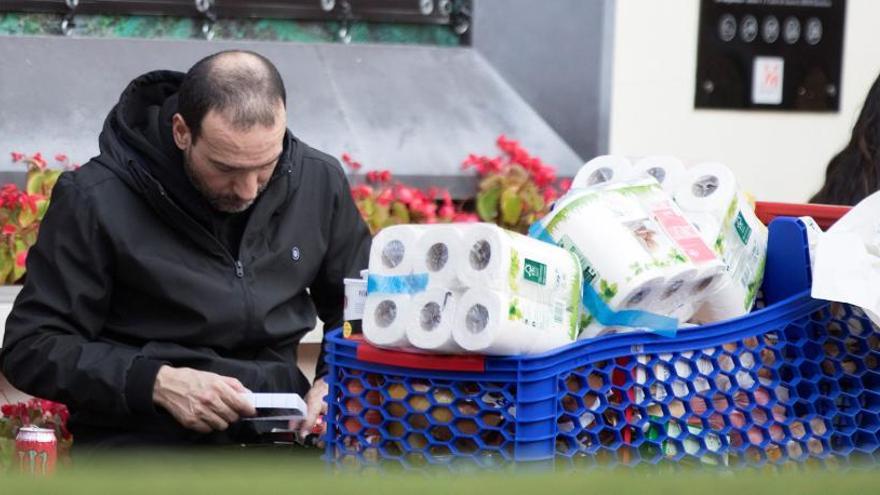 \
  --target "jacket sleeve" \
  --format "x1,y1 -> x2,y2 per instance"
0,172 -> 163,416
309,167 -> 371,380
